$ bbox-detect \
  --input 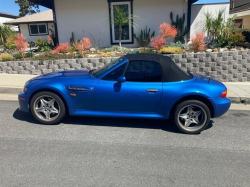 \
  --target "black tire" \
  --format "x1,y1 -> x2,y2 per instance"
172,100 -> 211,134
30,91 -> 66,125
